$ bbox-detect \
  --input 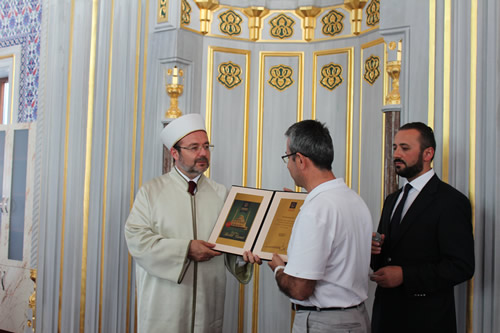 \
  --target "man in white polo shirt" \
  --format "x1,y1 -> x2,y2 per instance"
253,119 -> 373,332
